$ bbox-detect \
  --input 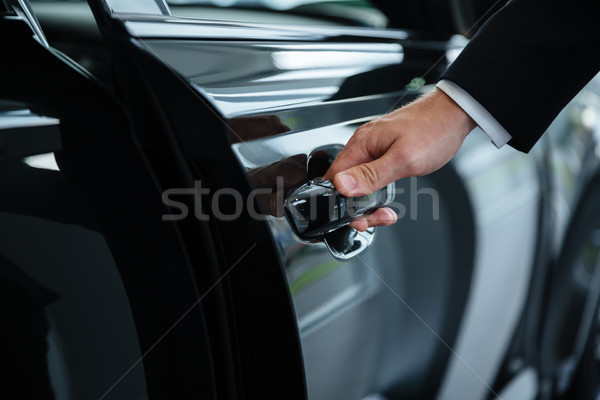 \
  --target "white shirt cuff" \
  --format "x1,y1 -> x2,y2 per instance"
436,79 -> 512,148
